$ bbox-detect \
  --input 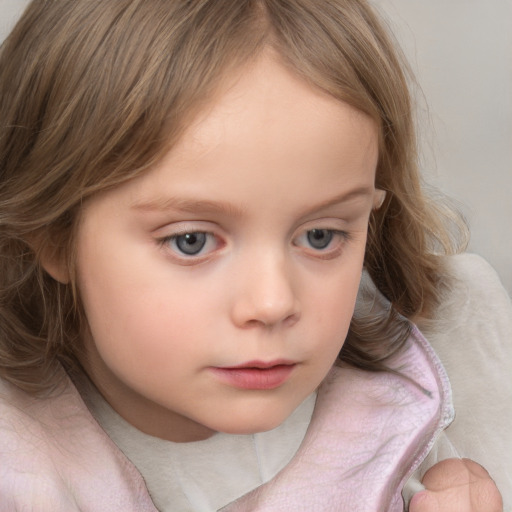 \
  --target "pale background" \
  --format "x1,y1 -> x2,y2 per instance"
1,0 -> 511,293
